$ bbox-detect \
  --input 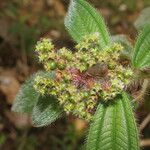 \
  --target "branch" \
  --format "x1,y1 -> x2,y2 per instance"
140,139 -> 150,147
140,114 -> 150,131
